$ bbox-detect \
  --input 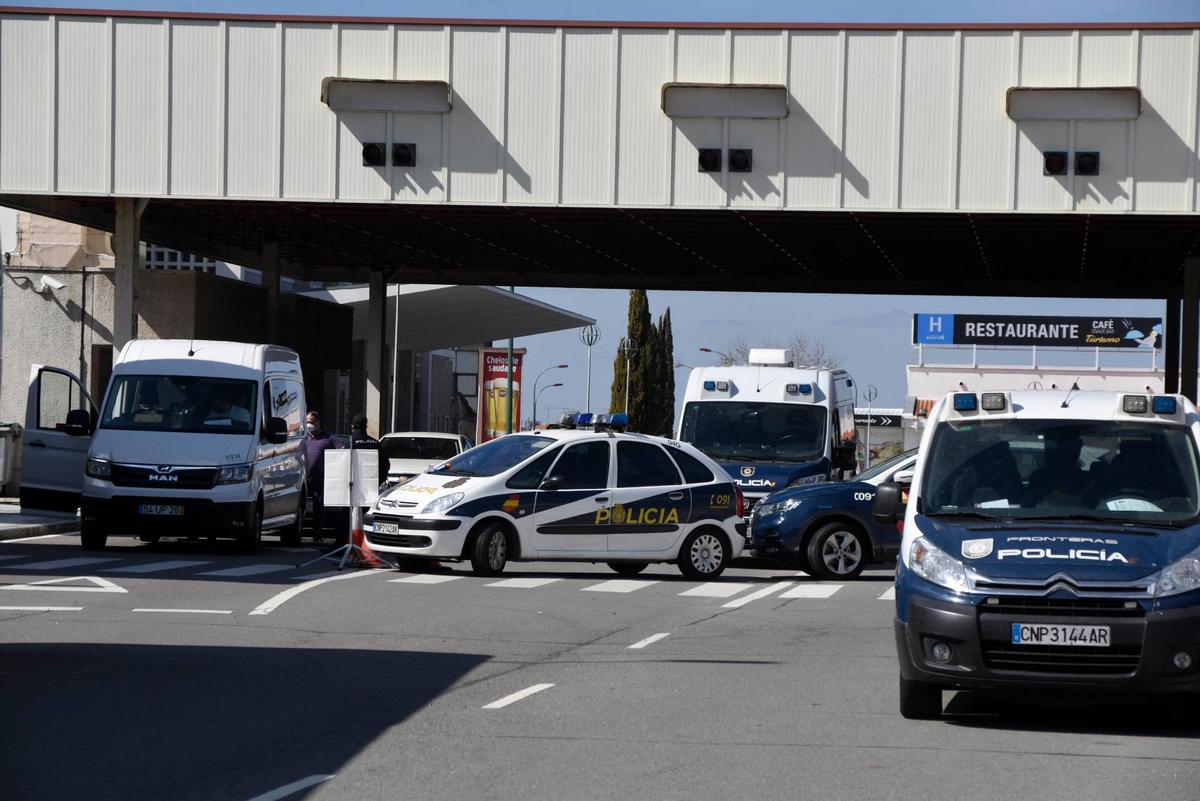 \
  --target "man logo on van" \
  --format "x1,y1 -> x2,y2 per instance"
595,505 -> 681,525
274,388 -> 297,411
